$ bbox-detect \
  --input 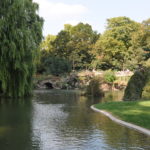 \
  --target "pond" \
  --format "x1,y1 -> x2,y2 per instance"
0,90 -> 149,150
